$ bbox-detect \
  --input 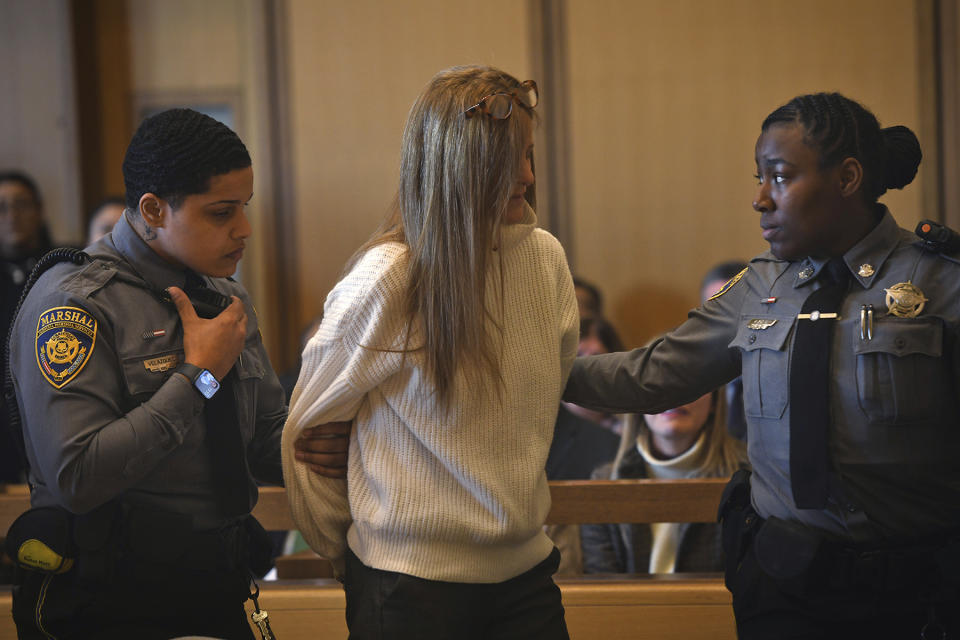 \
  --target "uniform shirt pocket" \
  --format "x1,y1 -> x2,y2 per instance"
121,349 -> 184,400
853,316 -> 945,425
730,315 -> 796,419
